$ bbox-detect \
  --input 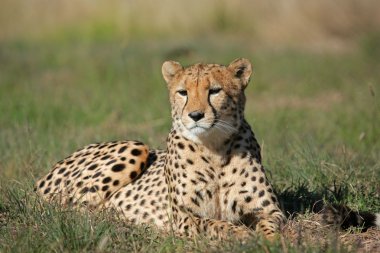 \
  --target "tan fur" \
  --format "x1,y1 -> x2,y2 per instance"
35,59 -> 285,241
